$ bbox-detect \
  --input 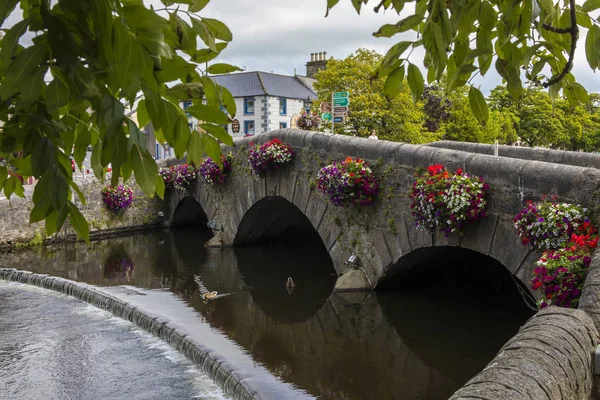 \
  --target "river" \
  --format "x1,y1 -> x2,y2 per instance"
0,228 -> 534,399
